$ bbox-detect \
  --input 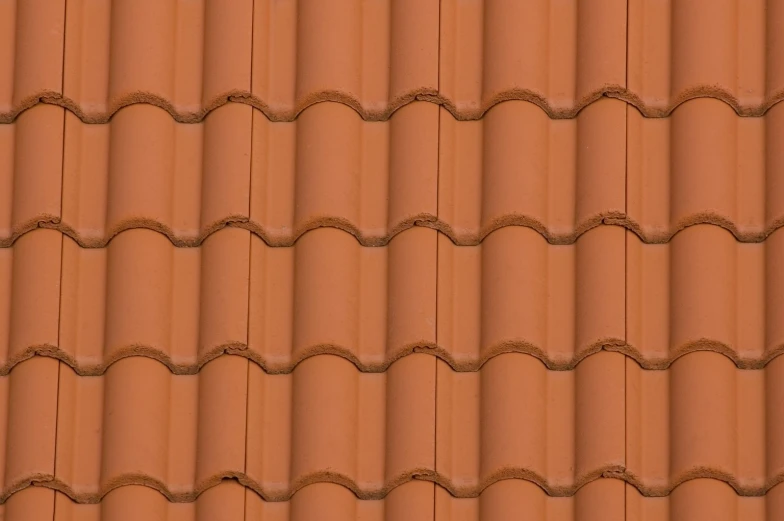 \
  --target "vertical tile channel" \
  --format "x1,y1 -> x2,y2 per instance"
53,0 -> 68,518
434,0 -> 442,518
245,0 -> 258,518
624,0 -> 630,517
